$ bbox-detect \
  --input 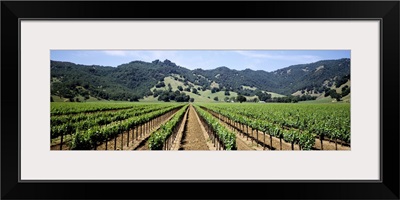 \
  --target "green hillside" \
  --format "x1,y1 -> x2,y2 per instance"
50,58 -> 350,103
